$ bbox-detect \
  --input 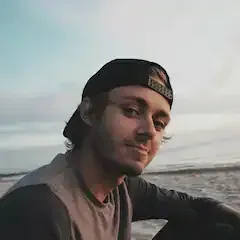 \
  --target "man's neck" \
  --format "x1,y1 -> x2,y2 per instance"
67,146 -> 124,203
